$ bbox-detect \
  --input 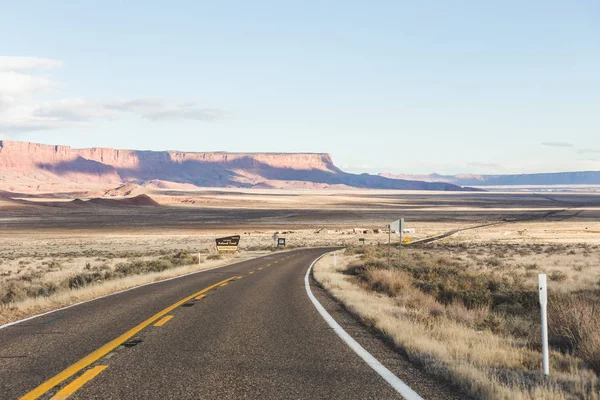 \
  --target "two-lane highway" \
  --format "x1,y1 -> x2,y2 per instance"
0,248 -> 462,399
